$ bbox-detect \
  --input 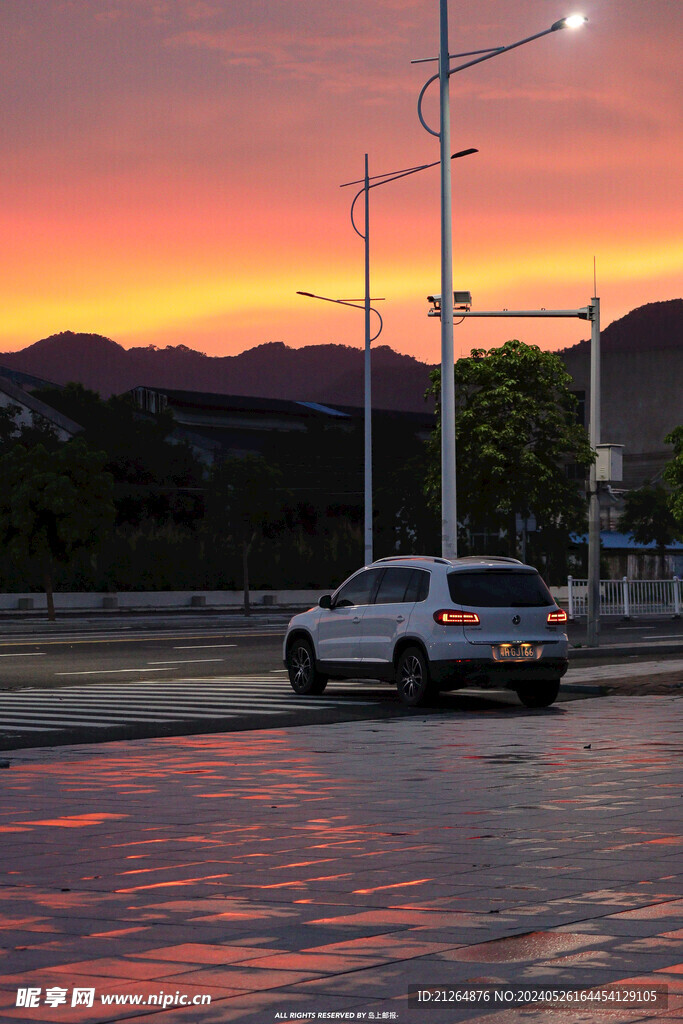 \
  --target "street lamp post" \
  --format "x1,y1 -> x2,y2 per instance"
415,7 -> 587,558
300,148 -> 476,567
587,295 -> 601,646
296,289 -> 384,564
